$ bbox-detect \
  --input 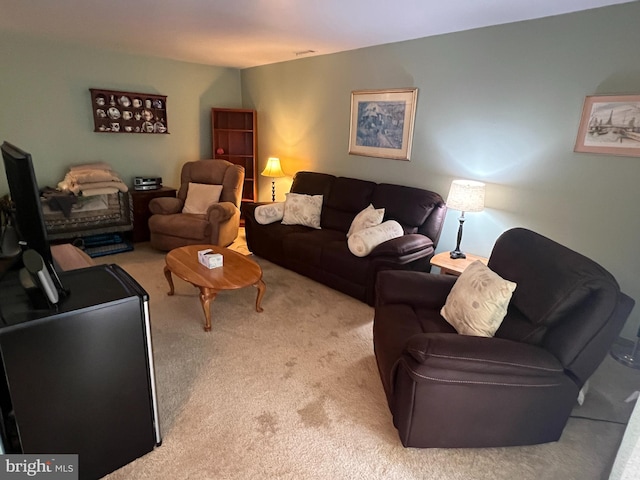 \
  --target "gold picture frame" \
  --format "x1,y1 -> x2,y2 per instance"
574,94 -> 640,157
348,88 -> 418,160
